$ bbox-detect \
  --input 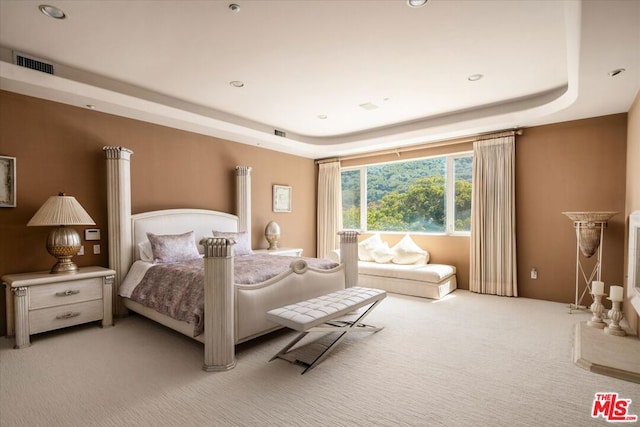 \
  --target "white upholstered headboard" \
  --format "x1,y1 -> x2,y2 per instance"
131,209 -> 238,261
